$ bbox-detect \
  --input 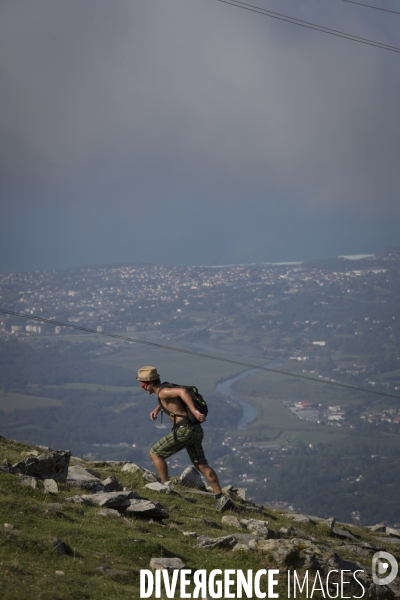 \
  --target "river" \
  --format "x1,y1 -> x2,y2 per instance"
216,360 -> 281,429
182,340 -> 281,429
